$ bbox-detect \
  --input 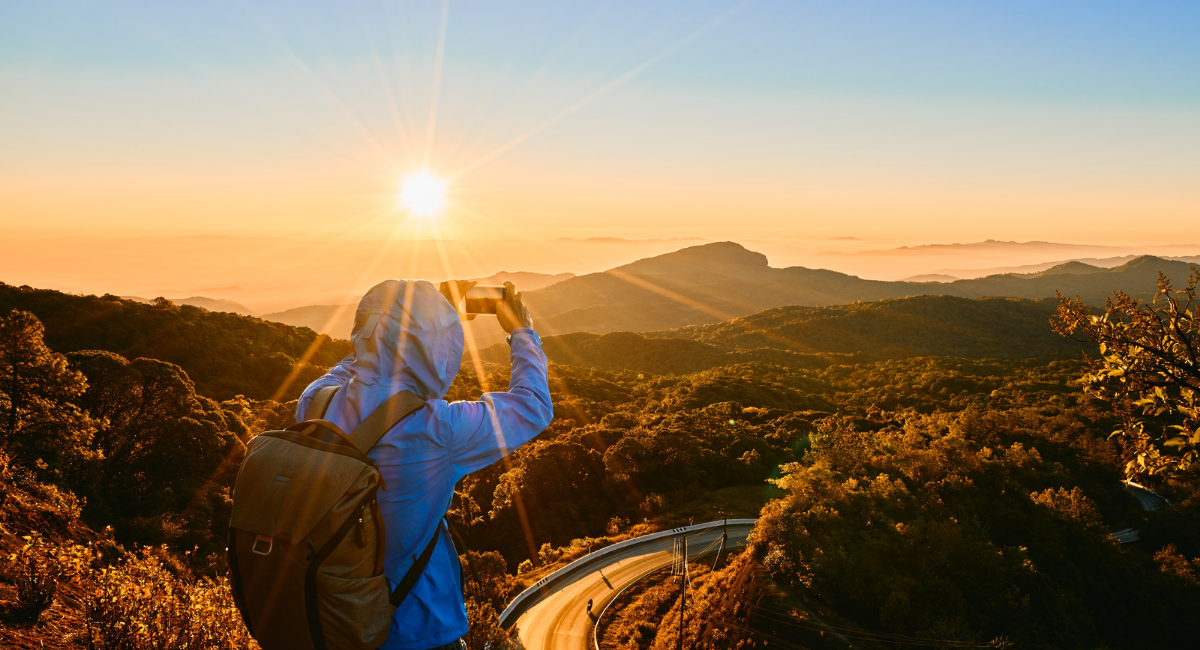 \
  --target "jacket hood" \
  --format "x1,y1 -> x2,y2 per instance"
346,279 -> 464,401
299,279 -> 464,422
